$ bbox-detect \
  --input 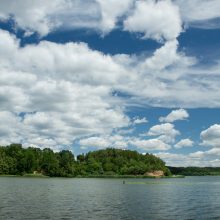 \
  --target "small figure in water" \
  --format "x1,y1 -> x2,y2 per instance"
123,180 -> 125,184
